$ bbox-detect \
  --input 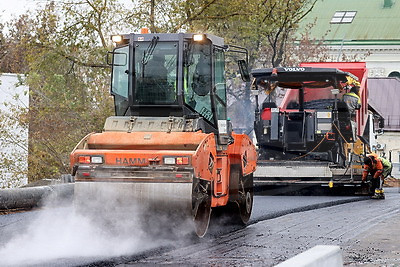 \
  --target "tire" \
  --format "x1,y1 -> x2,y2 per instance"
215,165 -> 253,225
192,178 -> 212,237
237,172 -> 253,224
